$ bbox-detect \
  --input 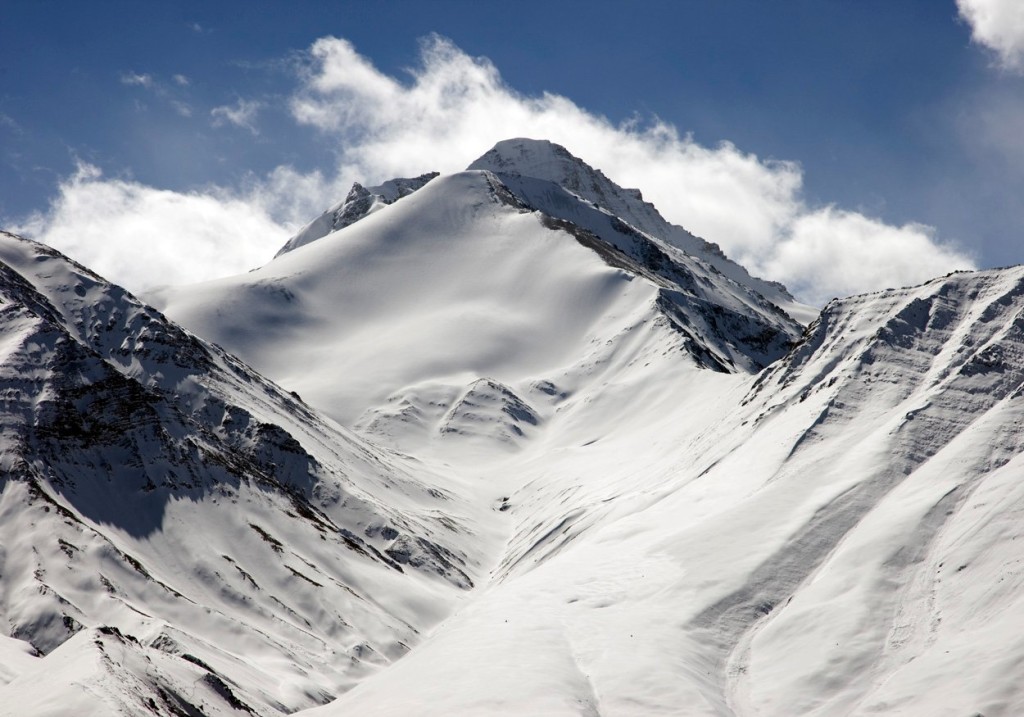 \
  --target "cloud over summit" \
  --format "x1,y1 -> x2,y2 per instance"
14,35 -> 974,304
12,163 -> 288,291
